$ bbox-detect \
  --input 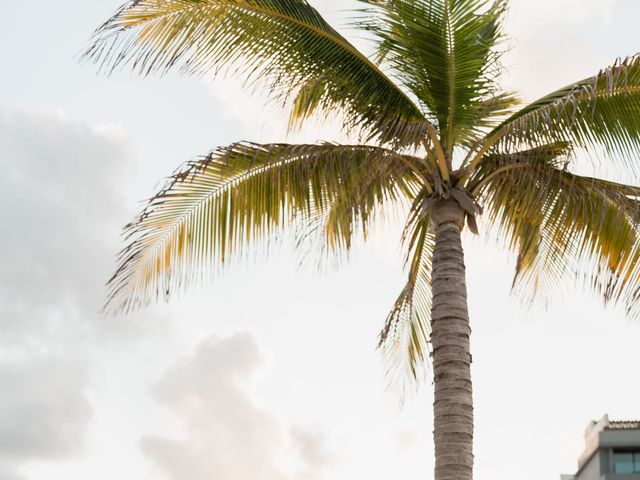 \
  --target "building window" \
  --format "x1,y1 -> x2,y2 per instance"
613,451 -> 640,474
